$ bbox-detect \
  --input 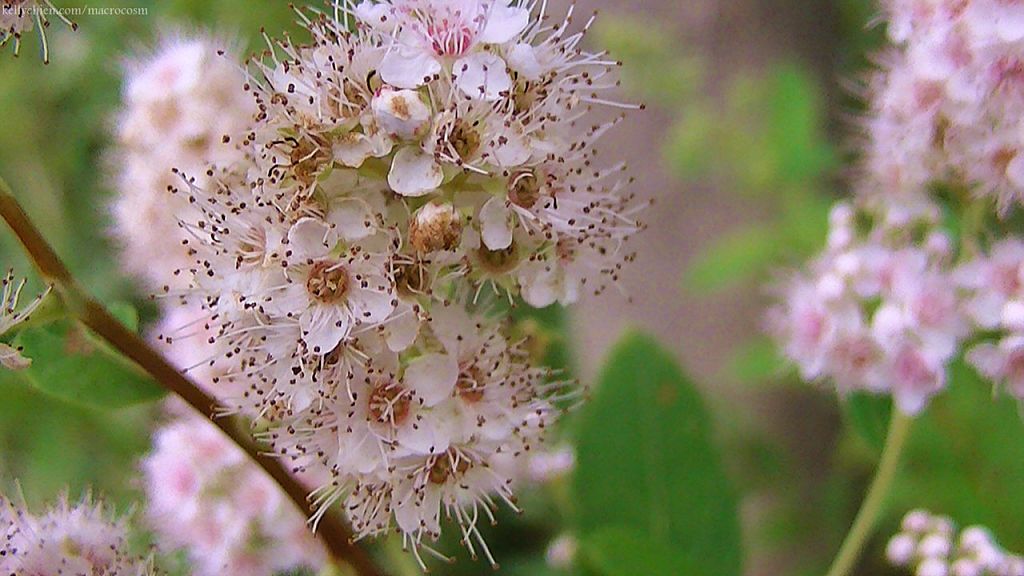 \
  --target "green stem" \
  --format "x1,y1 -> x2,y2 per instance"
0,178 -> 385,576
825,408 -> 912,576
